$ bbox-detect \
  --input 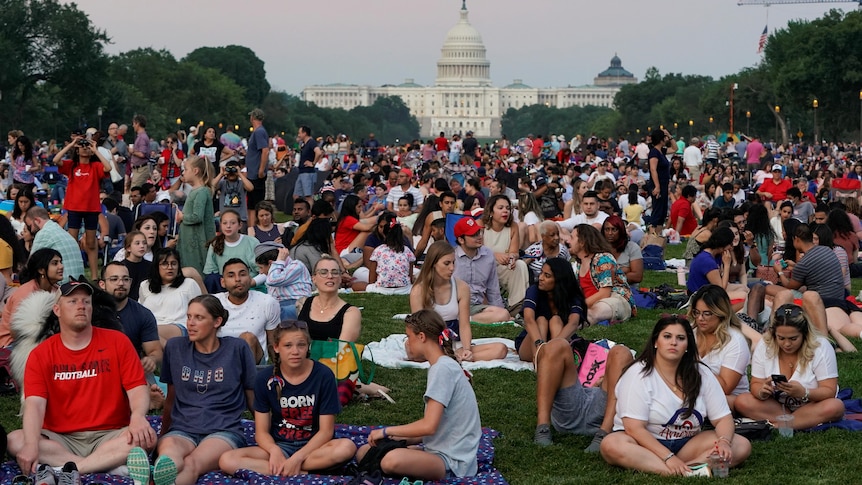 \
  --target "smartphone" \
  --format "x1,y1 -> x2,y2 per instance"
779,260 -> 789,269
771,374 -> 788,383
